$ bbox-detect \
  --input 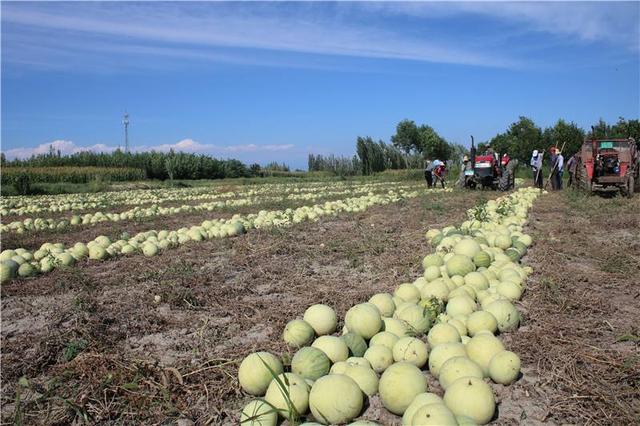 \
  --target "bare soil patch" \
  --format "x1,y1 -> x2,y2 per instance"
506,191 -> 640,425
1,188 -> 492,424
